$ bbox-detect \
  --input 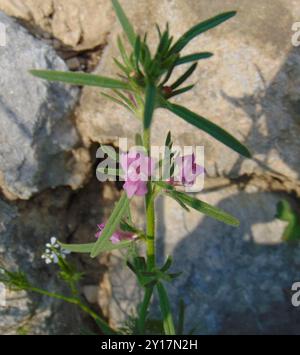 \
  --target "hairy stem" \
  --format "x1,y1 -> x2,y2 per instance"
141,111 -> 176,335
